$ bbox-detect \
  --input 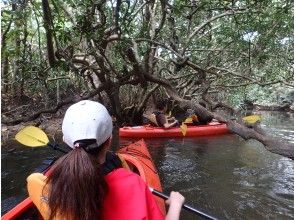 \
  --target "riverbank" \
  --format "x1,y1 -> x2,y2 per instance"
1,116 -> 63,145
